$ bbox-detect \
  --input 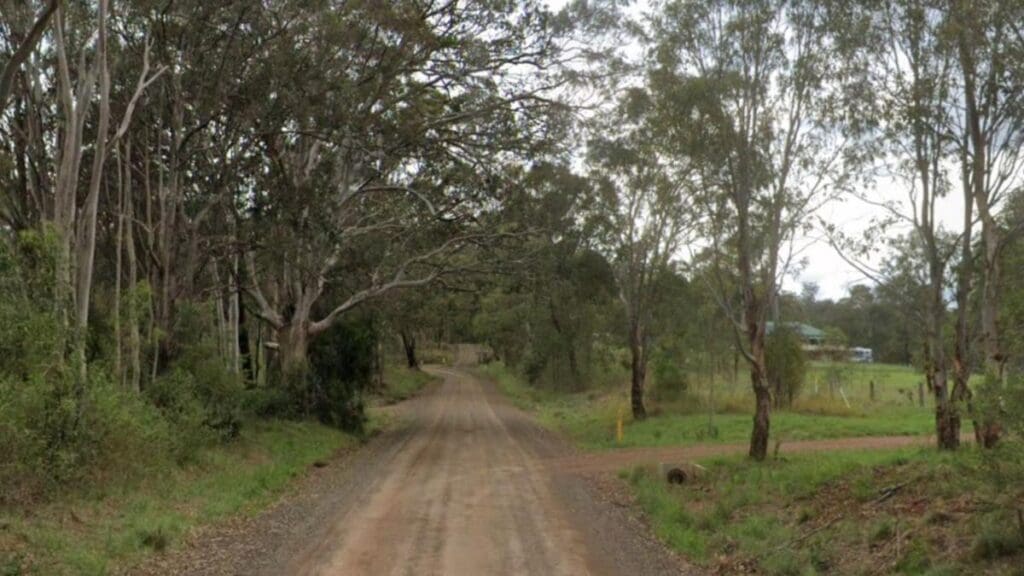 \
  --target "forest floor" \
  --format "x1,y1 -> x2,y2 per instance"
131,365 -> 693,575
